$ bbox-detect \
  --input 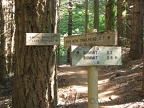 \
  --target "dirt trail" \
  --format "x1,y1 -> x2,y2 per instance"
0,59 -> 143,108
57,59 -> 144,108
